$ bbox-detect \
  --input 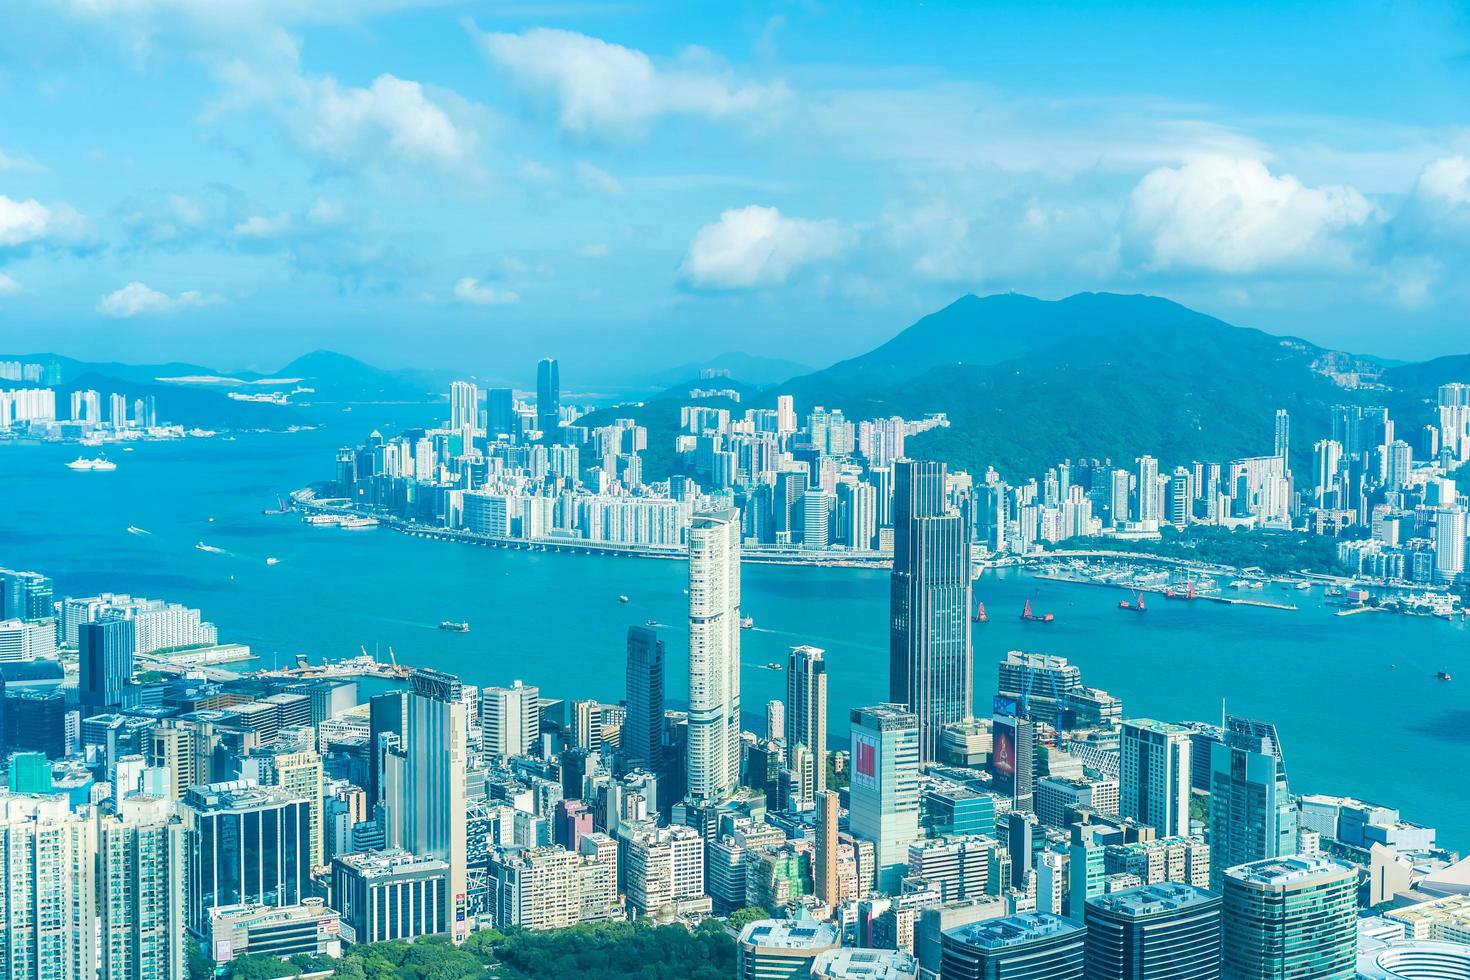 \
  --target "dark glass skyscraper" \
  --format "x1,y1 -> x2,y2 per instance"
1084,882 -> 1222,980
78,618 -> 135,713
624,625 -> 665,773
1209,715 -> 1298,889
486,387 -> 516,438
889,459 -> 972,762
183,783 -> 313,936
536,357 -> 560,442
941,913 -> 1086,980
